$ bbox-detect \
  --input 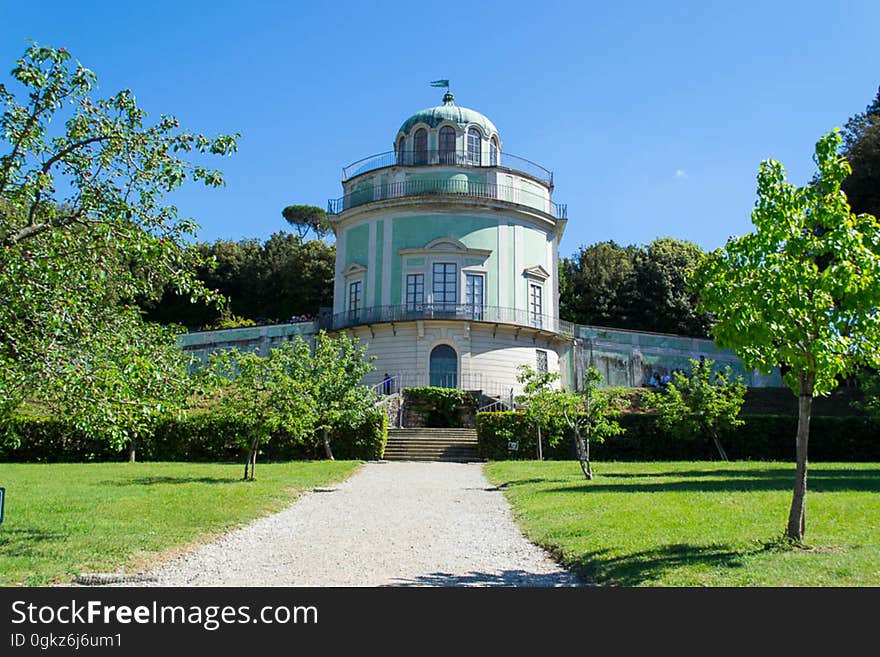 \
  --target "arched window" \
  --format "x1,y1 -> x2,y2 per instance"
413,129 -> 428,165
397,137 -> 406,165
429,344 -> 458,389
439,126 -> 455,164
490,136 -> 499,166
467,128 -> 481,165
